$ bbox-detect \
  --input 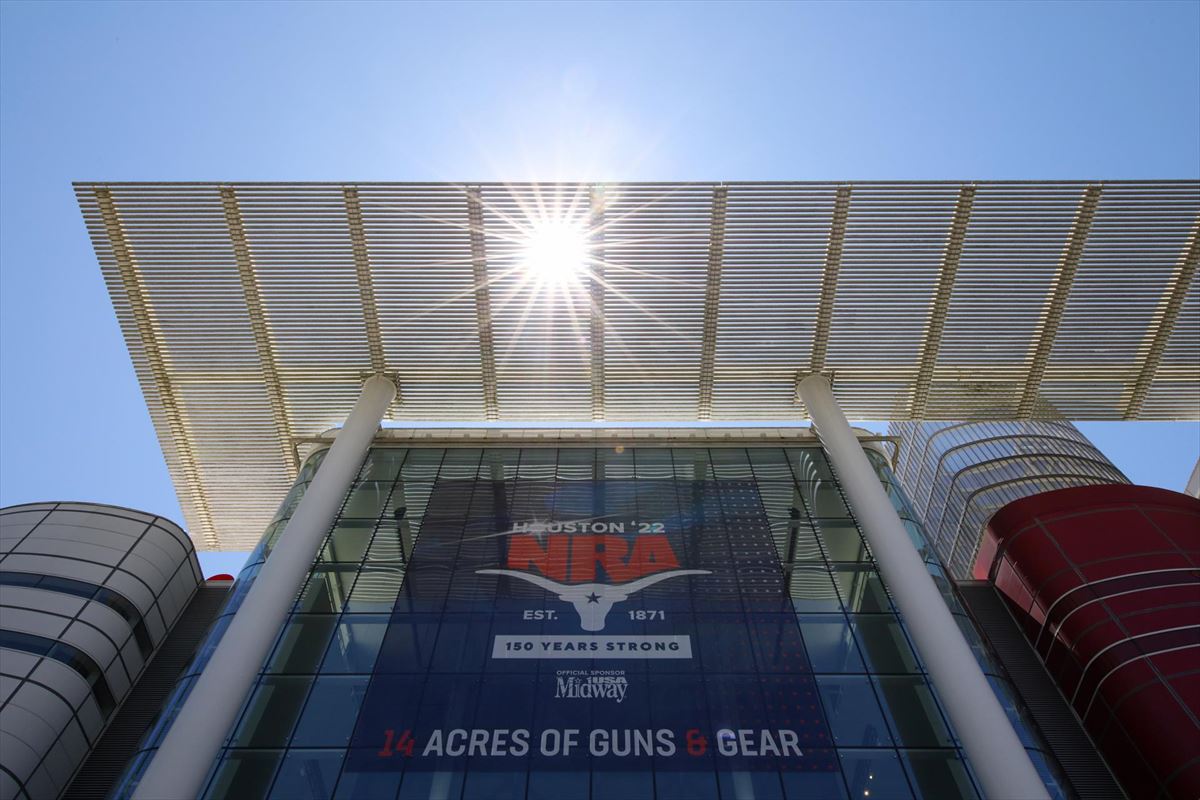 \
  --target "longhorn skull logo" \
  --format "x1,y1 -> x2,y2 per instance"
476,568 -> 711,631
